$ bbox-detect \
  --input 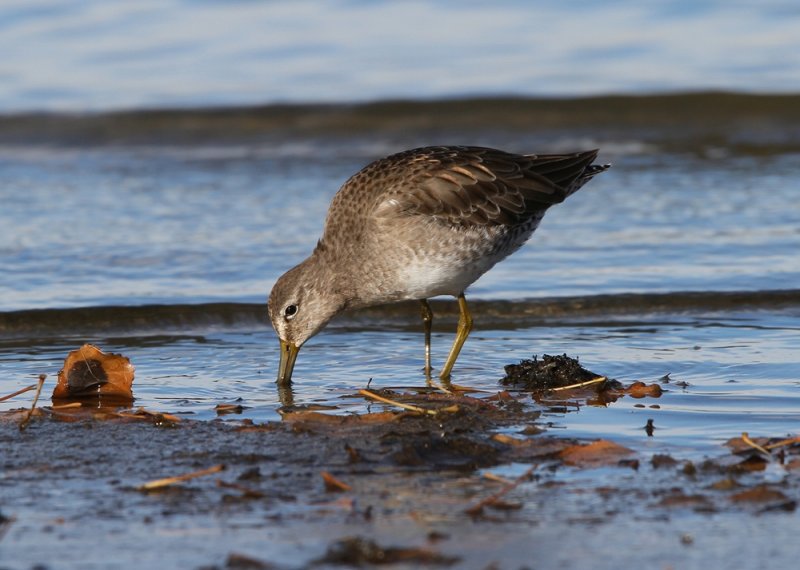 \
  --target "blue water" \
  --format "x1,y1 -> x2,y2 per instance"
1,144 -> 798,311
1,0 -> 800,112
